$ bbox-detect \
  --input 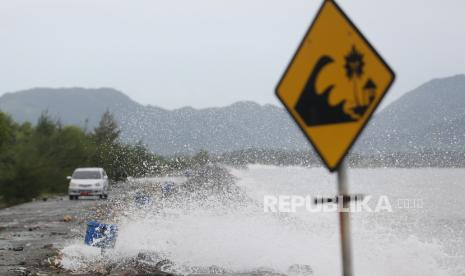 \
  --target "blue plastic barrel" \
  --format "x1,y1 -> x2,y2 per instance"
84,221 -> 118,248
